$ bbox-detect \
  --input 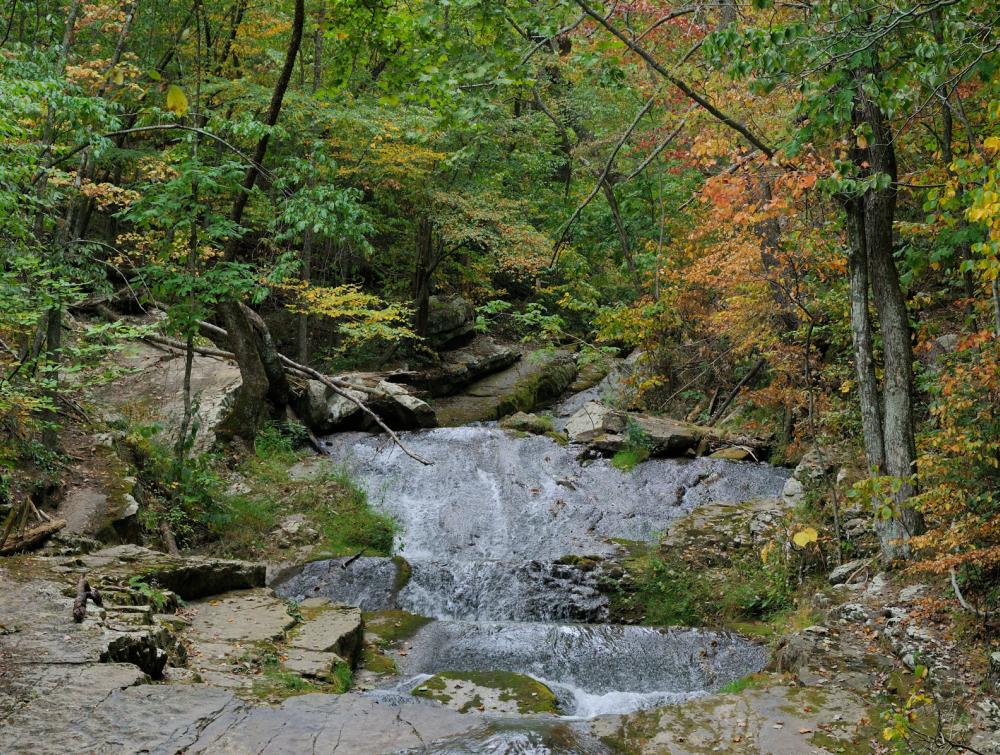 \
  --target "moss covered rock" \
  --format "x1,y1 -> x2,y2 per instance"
500,411 -> 554,435
412,670 -> 560,715
494,353 -> 577,419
